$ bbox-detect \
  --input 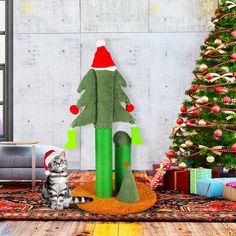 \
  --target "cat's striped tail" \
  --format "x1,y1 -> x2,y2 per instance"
72,196 -> 93,204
